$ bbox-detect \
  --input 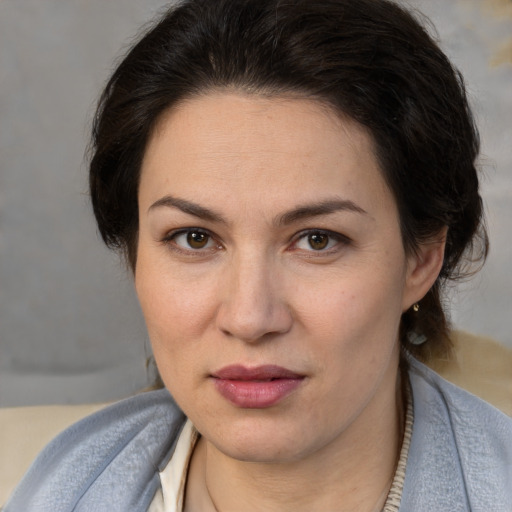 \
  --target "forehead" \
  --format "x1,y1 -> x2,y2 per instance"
147,91 -> 374,159
139,92 -> 391,215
